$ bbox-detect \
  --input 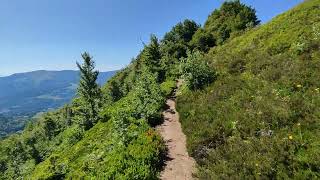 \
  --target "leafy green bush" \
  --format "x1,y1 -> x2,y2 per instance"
181,51 -> 216,90
160,80 -> 176,97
